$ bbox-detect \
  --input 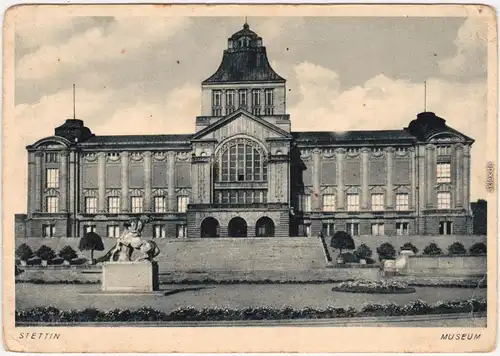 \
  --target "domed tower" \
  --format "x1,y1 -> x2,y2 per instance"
198,23 -> 289,132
